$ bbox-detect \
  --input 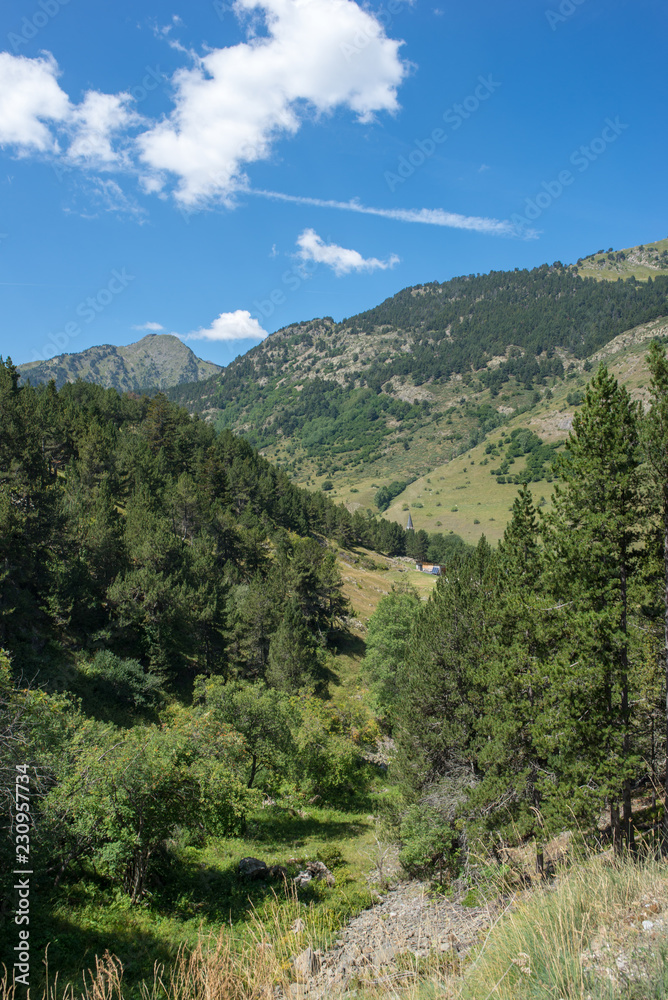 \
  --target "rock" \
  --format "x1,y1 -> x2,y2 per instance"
372,945 -> 397,967
291,918 -> 306,934
294,871 -> 312,888
267,864 -> 289,880
305,861 -> 335,885
294,947 -> 321,979
238,857 -> 268,879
